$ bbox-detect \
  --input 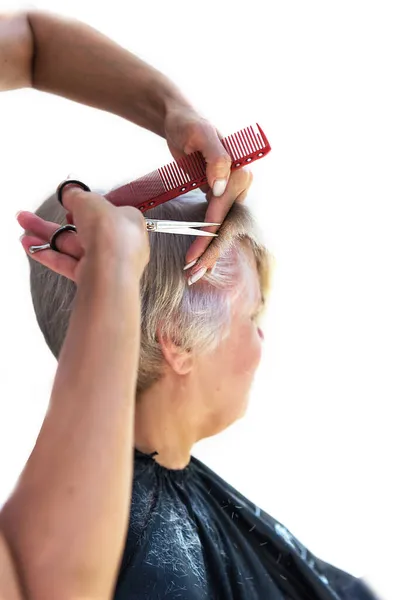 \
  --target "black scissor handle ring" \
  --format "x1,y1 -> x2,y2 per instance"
57,179 -> 91,208
49,225 -> 77,253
